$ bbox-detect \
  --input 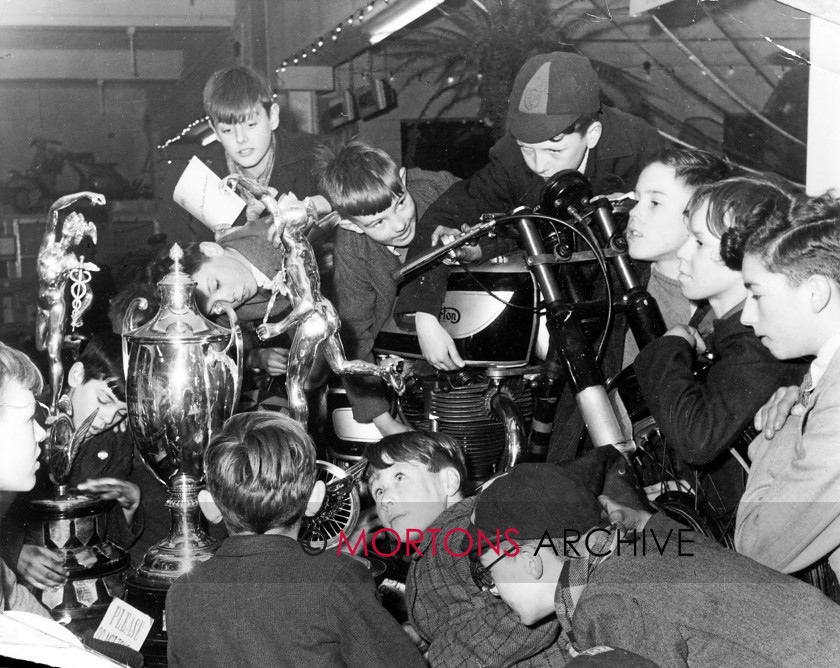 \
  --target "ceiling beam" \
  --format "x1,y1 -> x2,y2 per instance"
0,0 -> 236,29
0,48 -> 183,80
